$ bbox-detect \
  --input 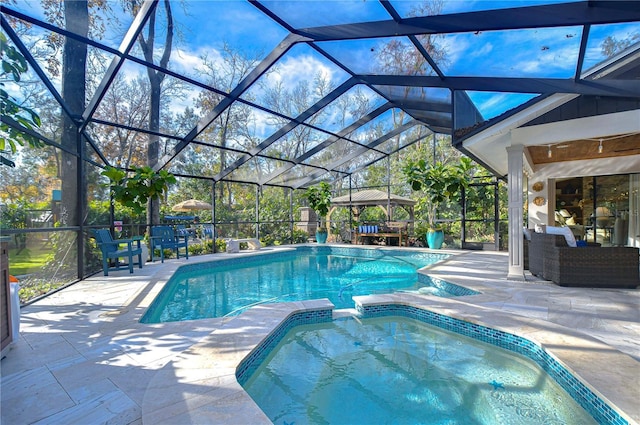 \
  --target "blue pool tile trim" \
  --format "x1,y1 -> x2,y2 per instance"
172,245 -> 451,275
236,308 -> 333,385
357,303 -> 628,425
417,274 -> 480,296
